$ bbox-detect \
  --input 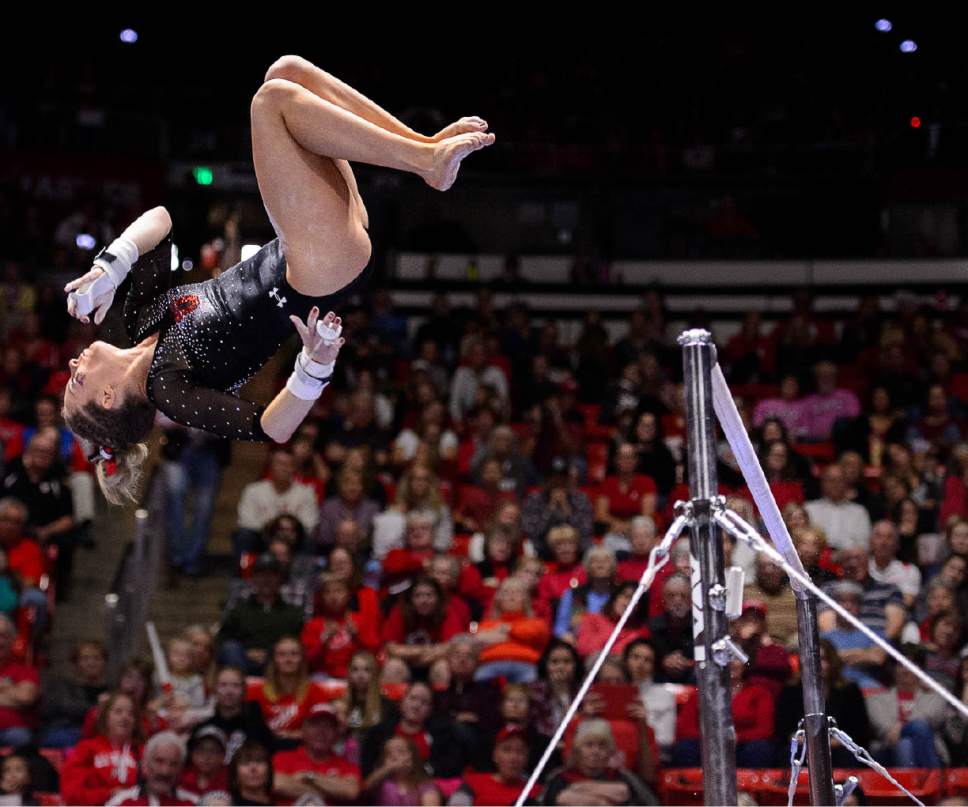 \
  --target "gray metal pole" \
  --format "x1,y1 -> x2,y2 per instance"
678,329 -> 737,807
796,596 -> 836,806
